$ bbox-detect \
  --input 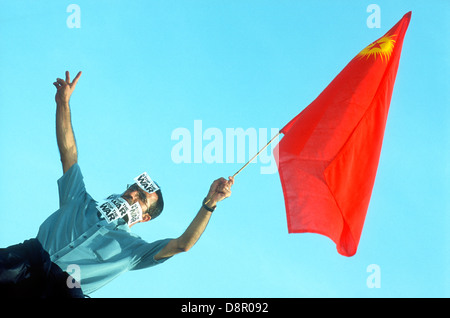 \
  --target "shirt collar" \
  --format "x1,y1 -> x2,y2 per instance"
112,218 -> 131,232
